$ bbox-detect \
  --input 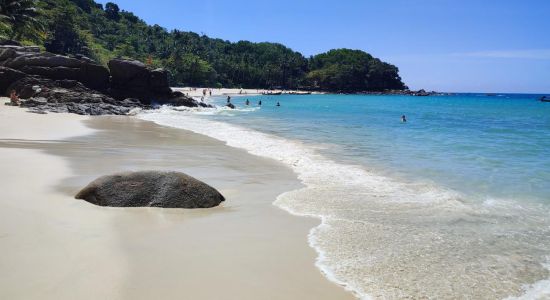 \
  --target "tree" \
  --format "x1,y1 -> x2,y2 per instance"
70,0 -> 93,13
104,2 -> 119,21
9,0 -> 406,91
306,49 -> 405,91
167,51 -> 216,86
0,0 -> 43,39
44,7 -> 88,55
